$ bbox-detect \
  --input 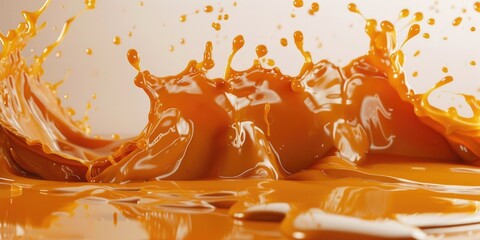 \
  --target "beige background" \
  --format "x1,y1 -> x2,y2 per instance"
1,0 -> 479,136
